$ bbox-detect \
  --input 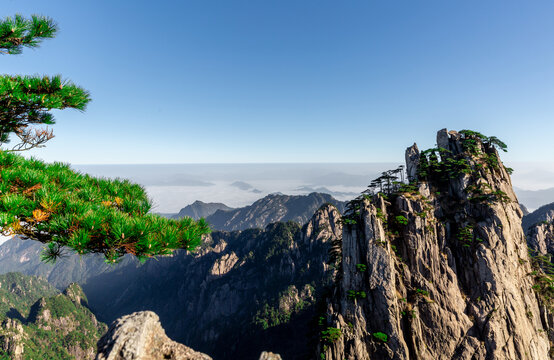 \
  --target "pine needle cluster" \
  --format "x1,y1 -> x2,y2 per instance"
0,151 -> 210,263
0,14 -> 57,55
0,75 -> 91,147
